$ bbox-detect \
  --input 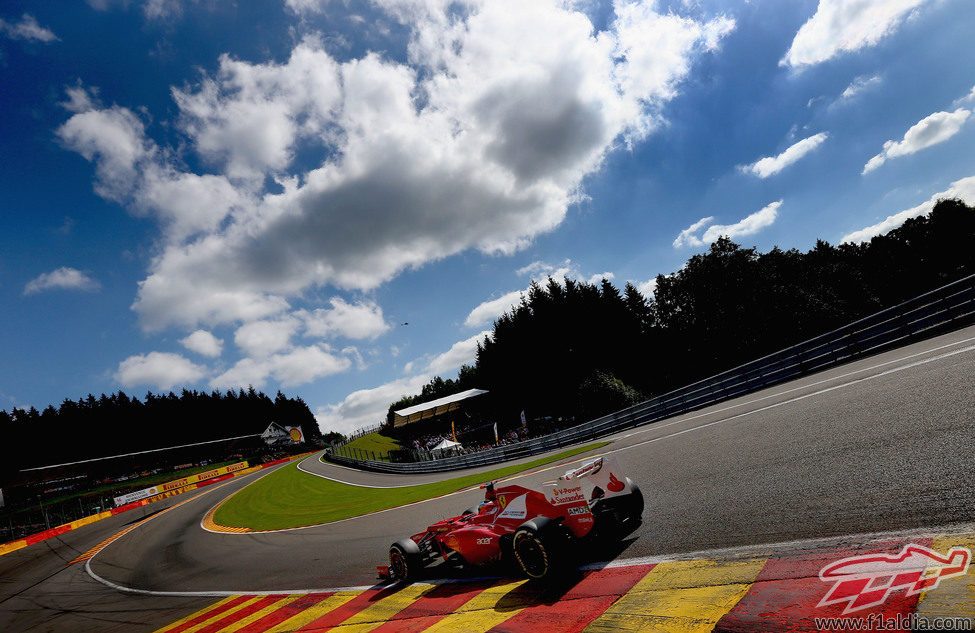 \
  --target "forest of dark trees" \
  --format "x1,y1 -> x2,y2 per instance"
0,387 -> 334,484
390,198 -> 975,425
